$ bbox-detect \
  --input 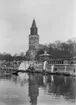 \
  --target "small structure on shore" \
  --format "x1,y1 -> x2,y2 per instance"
39,50 -> 51,61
